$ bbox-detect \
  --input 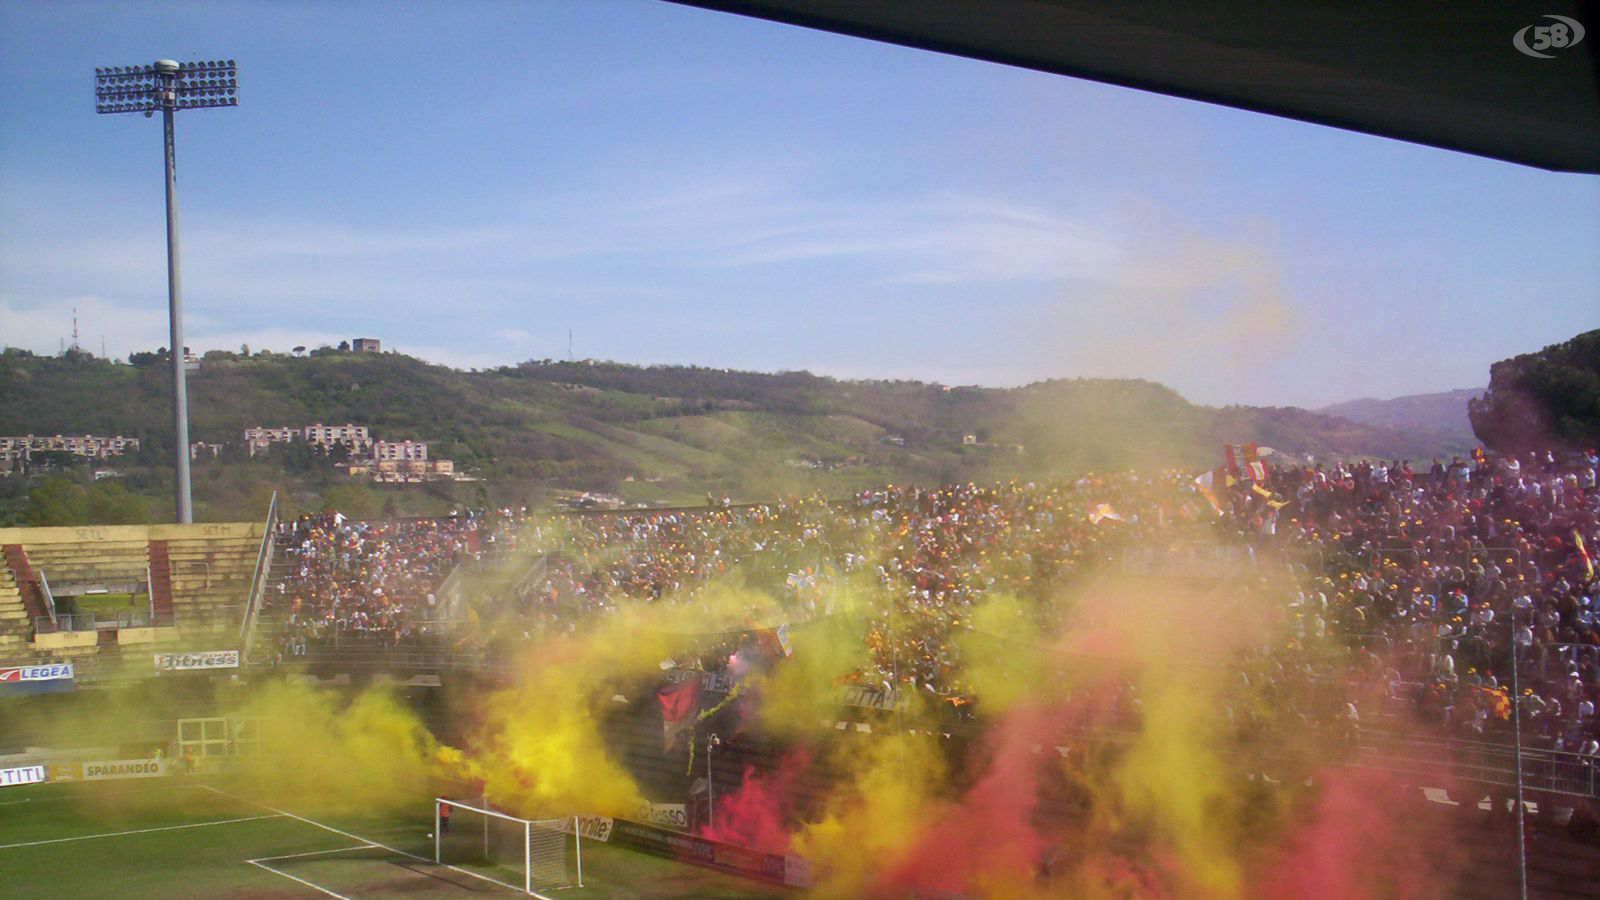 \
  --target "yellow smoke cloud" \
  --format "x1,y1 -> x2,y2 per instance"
462,576 -> 790,818
233,679 -> 443,816
791,732 -> 949,897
